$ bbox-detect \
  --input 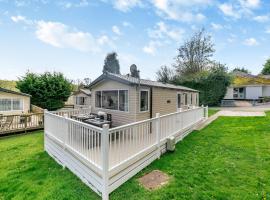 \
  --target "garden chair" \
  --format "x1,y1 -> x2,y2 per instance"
0,116 -> 14,132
